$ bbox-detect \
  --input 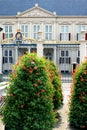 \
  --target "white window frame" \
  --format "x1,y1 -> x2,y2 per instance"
61,25 -> 69,41
3,50 -> 13,64
77,25 -> 85,41
33,24 -> 40,39
45,24 -> 52,40
21,25 -> 28,38
5,25 -> 13,39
